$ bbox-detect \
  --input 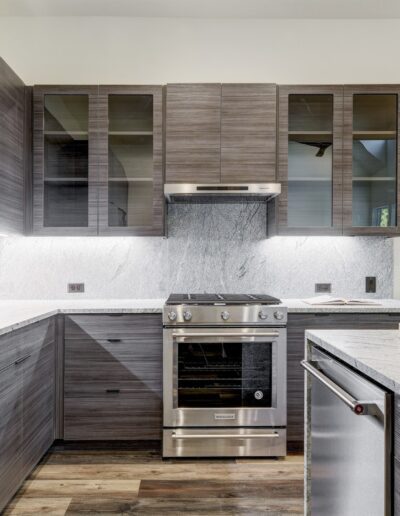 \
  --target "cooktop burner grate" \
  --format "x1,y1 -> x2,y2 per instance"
166,293 -> 281,305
